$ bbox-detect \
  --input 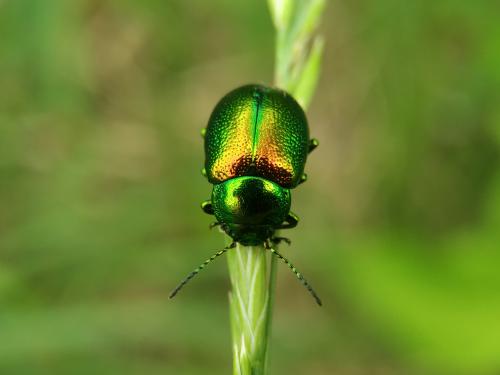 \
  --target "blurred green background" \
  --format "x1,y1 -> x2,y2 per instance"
1,0 -> 499,374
